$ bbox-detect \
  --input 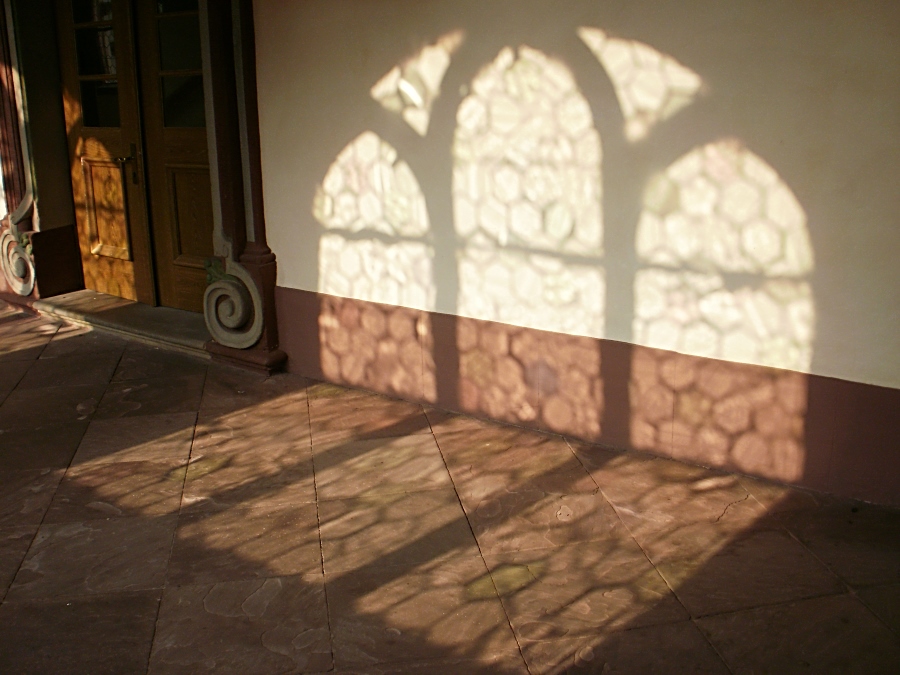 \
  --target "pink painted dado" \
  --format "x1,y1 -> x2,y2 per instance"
277,286 -> 900,508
